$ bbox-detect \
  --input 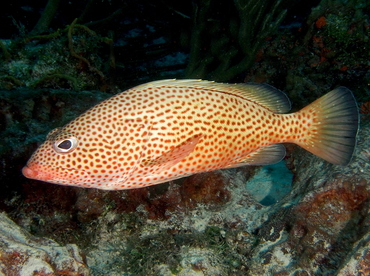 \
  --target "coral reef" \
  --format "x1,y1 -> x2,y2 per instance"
0,212 -> 89,275
0,21 -> 110,91
245,0 -> 370,105
244,122 -> 370,275
0,1 -> 192,91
